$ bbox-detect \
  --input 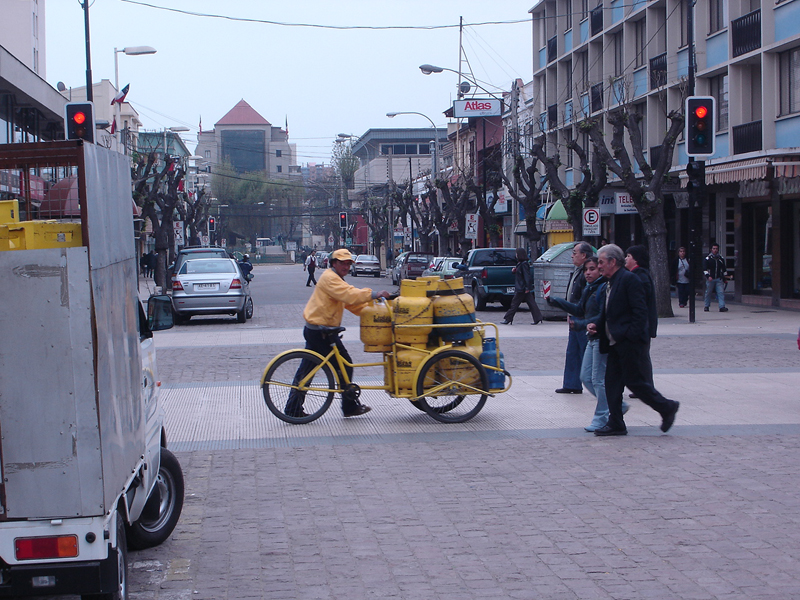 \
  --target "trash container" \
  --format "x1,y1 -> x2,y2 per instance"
533,241 -> 595,319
